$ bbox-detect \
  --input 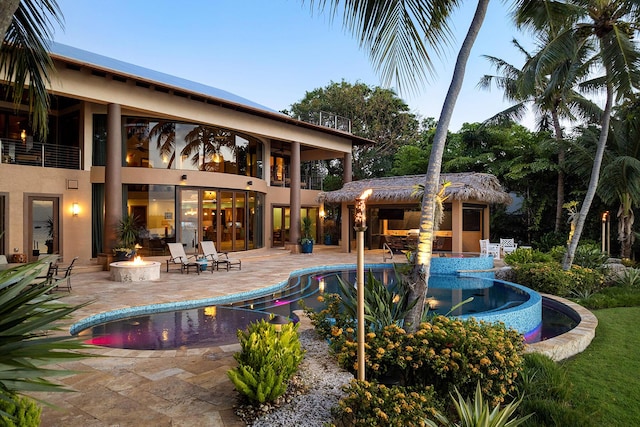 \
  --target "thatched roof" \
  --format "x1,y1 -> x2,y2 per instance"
317,173 -> 512,205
